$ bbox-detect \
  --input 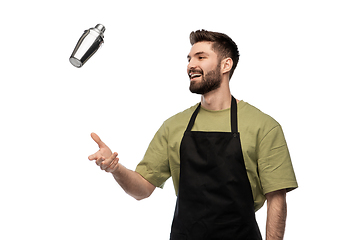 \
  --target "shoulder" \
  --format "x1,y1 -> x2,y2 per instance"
238,101 -> 282,141
239,101 -> 279,127
163,103 -> 199,129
